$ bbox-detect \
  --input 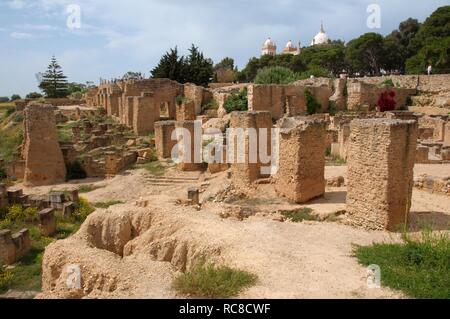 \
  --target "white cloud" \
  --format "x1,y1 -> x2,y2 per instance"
7,0 -> 26,10
10,32 -> 33,39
